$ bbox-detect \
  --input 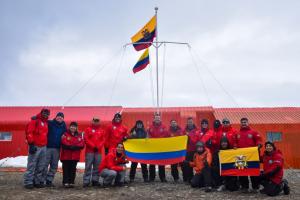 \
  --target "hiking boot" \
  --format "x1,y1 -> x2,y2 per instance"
83,183 -> 90,187
160,178 -> 167,183
283,179 -> 290,195
92,181 -> 100,187
63,183 -> 70,188
34,183 -> 45,188
174,178 -> 179,183
217,185 -> 225,192
24,184 -> 34,189
205,186 -> 212,192
260,188 -> 266,194
129,178 -> 134,183
46,181 -> 55,187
